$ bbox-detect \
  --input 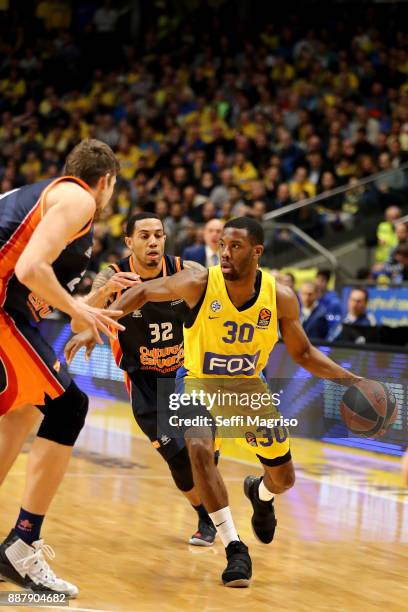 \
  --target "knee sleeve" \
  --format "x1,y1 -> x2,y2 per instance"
167,447 -> 194,492
37,382 -> 89,446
